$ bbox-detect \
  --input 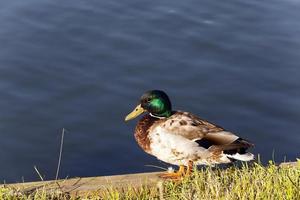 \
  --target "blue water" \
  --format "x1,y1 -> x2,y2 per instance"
0,0 -> 300,182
